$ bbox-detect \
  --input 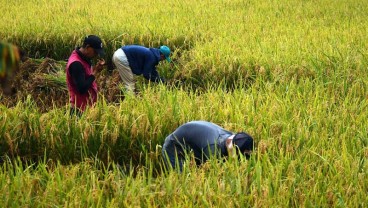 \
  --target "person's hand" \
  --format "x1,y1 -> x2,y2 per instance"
94,58 -> 105,72
97,58 -> 105,66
